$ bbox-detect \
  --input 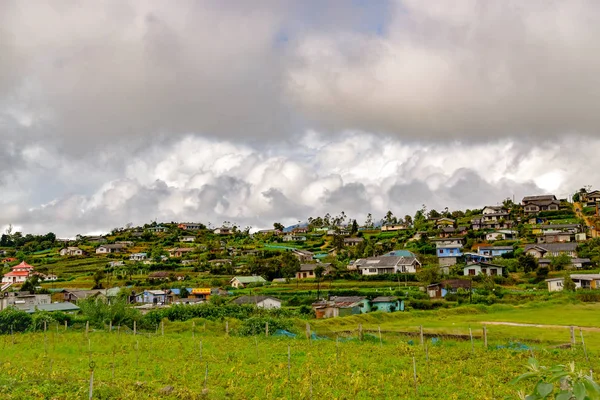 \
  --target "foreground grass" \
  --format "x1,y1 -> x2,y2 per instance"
0,326 -> 596,400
